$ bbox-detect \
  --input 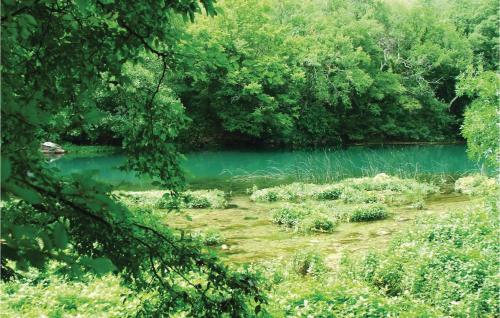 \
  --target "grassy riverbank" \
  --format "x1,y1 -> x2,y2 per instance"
61,144 -> 120,155
2,174 -> 497,317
